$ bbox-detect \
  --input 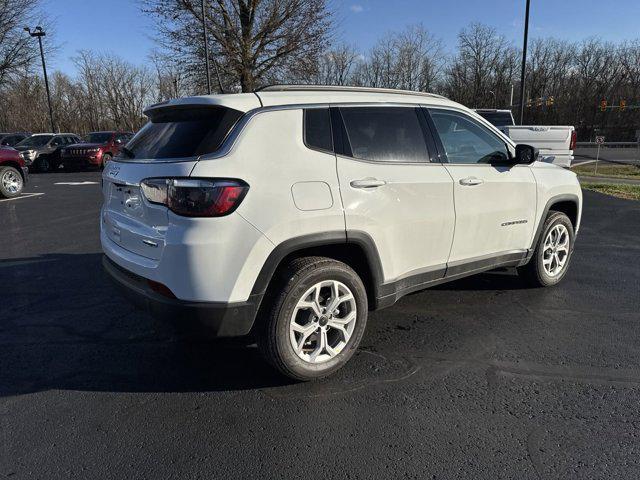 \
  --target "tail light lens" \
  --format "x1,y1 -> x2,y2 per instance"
570,130 -> 577,150
141,178 -> 248,217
